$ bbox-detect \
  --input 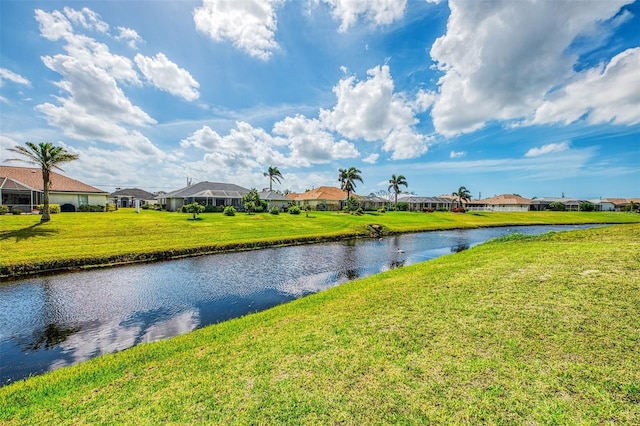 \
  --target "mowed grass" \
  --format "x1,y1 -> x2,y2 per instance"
1,224 -> 638,424
2,208 -> 639,277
